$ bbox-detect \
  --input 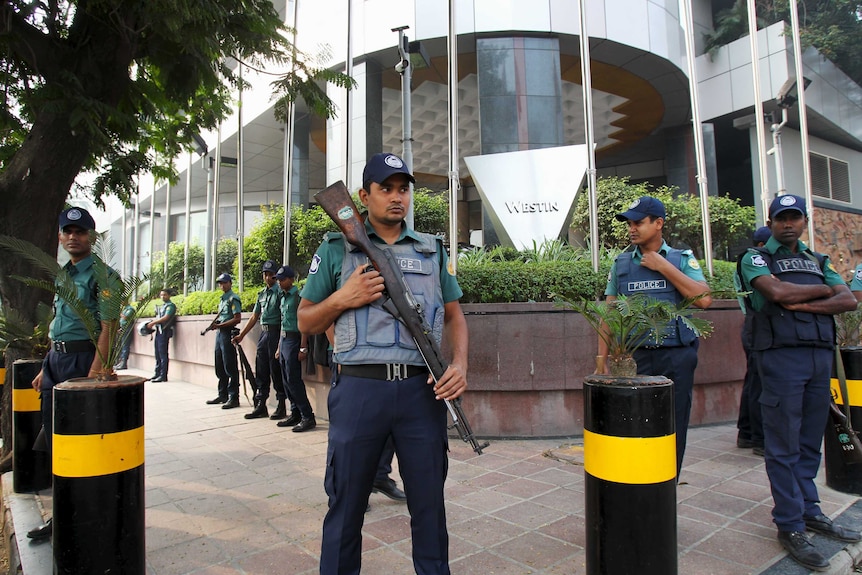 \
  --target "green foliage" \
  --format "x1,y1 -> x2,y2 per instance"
702,0 -> 768,59
241,204 -> 286,286
412,188 -> 450,235
180,291 -> 223,316
557,293 -> 713,359
290,203 -> 340,273
457,260 -> 613,303
521,239 -> 586,263
151,242 -> 205,292
836,304 -> 862,348
216,238 -> 238,277
570,176 -> 756,258
0,302 -> 53,359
